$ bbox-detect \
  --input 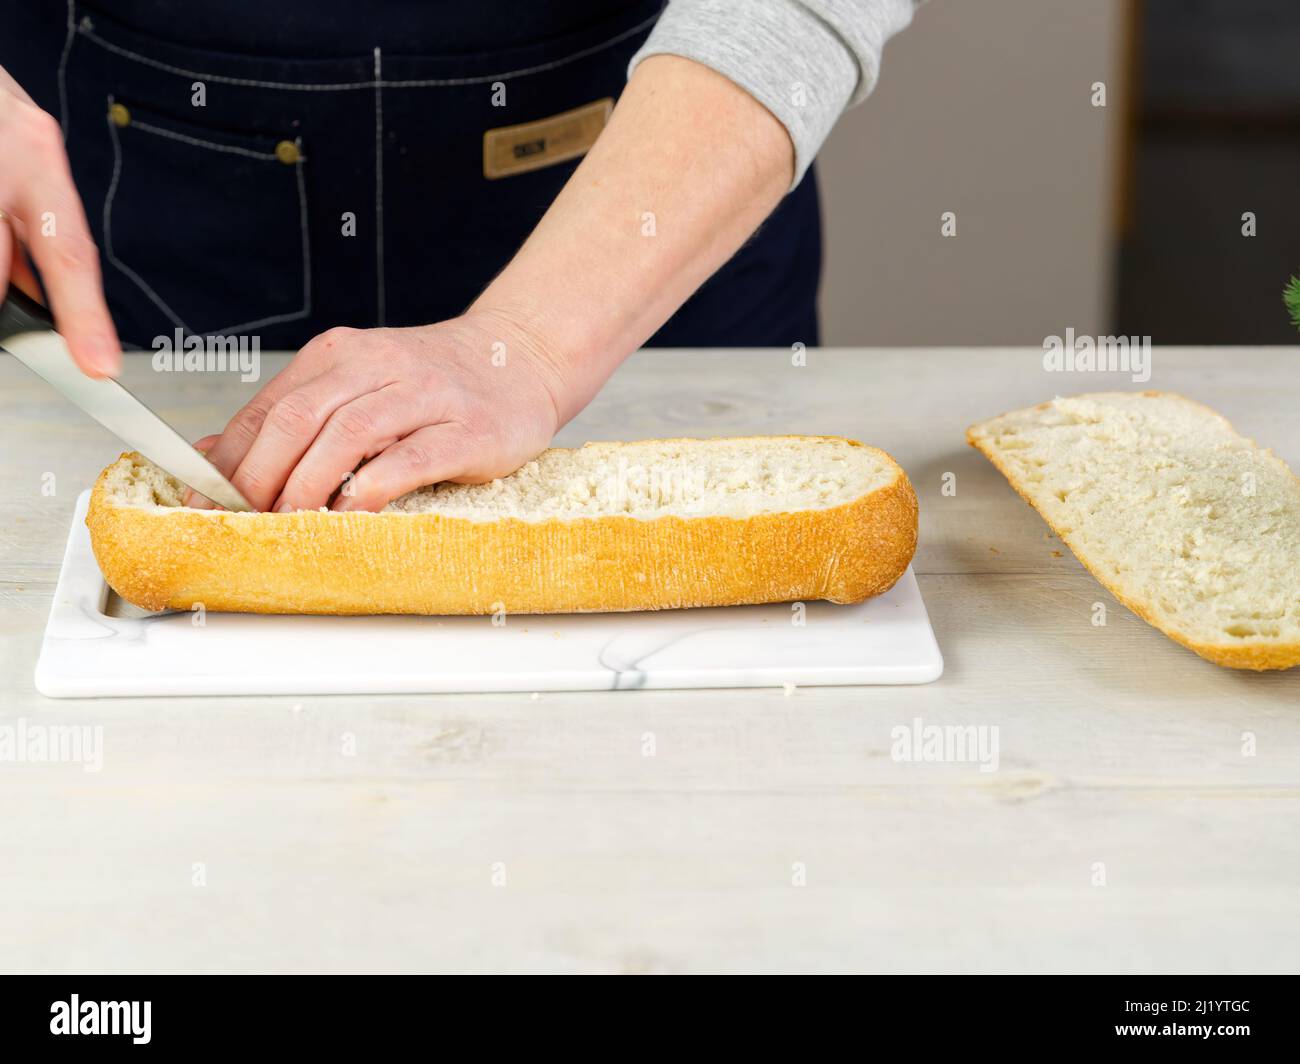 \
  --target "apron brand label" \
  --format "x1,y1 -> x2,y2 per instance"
483,98 -> 613,179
